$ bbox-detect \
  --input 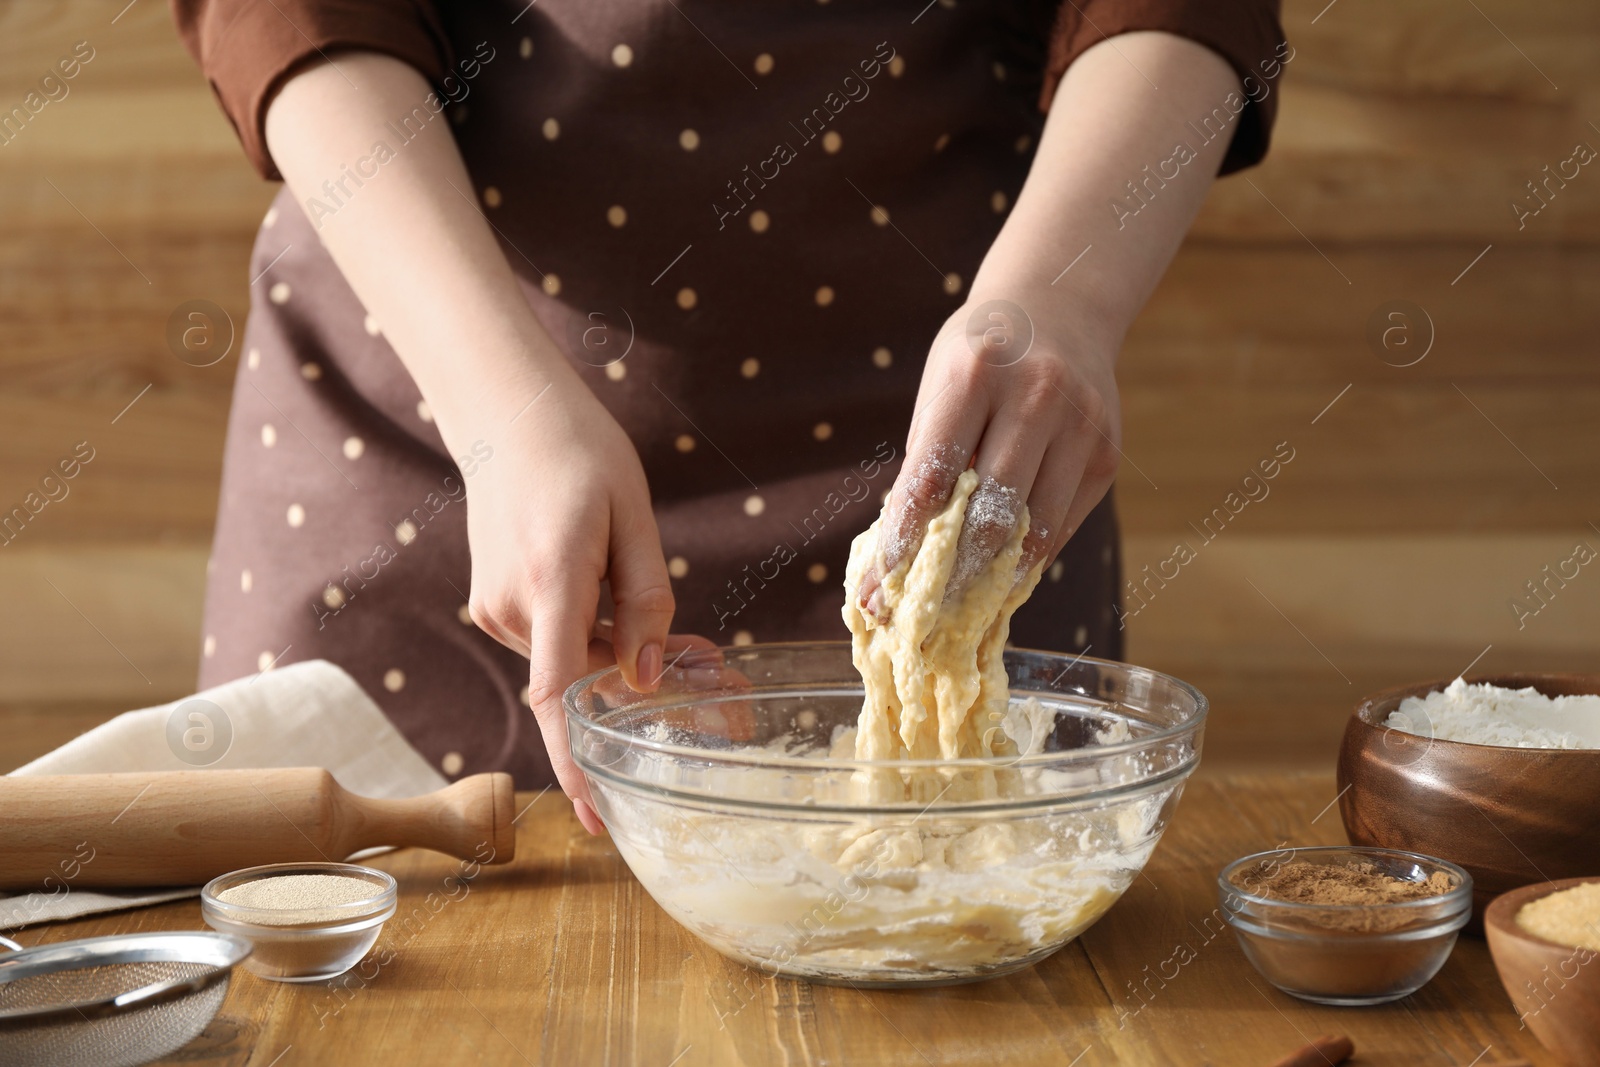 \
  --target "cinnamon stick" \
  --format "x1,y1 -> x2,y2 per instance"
1265,1034 -> 1354,1067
